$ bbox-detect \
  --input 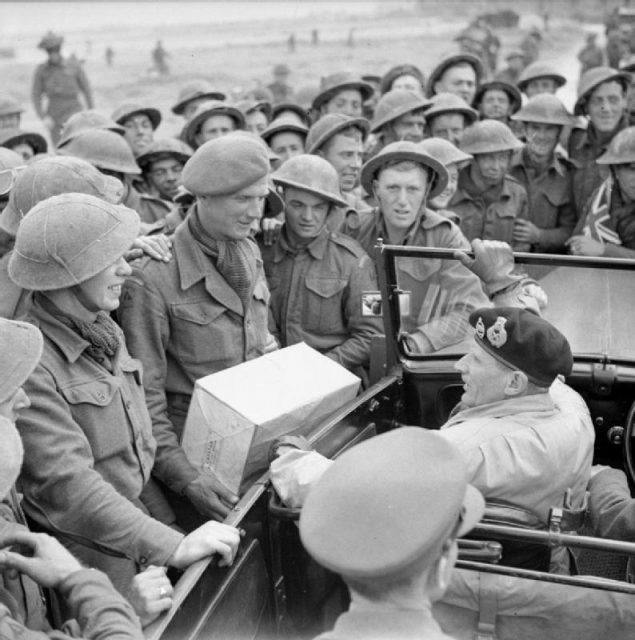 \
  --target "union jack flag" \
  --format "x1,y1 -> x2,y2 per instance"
582,179 -> 622,246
